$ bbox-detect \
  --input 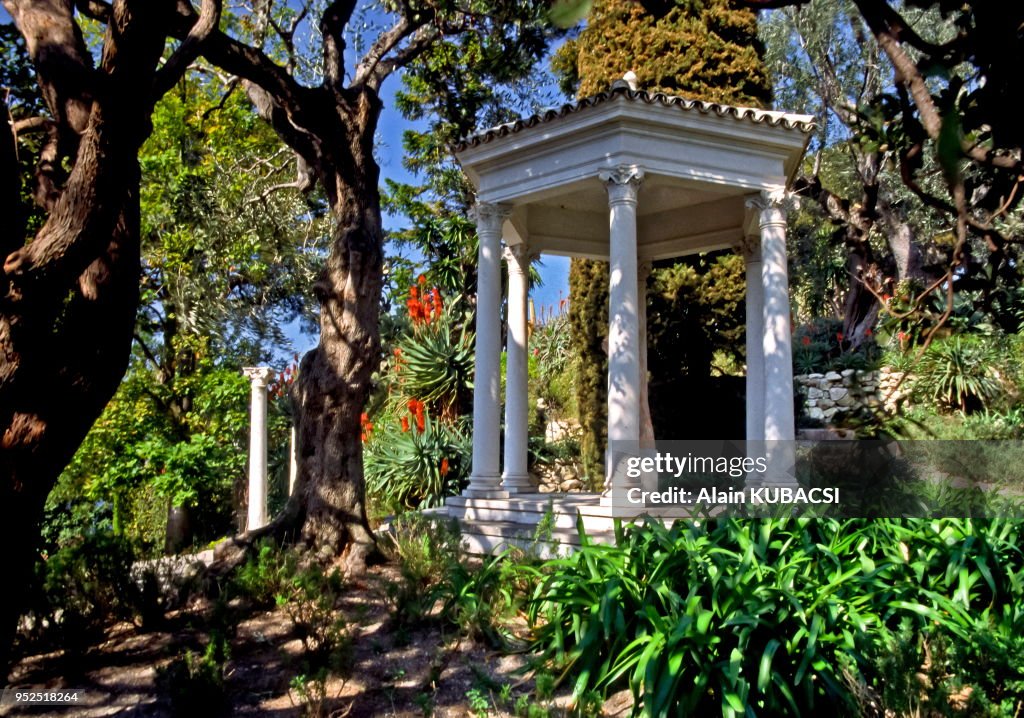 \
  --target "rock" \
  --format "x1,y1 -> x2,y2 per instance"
807,387 -> 823,399
825,371 -> 842,381
823,407 -> 839,420
837,394 -> 856,407
560,479 -> 583,492
806,399 -> 817,408
808,373 -> 825,379
539,484 -> 555,493
829,387 -> 848,401
808,407 -> 825,420
841,369 -> 856,377
818,399 -> 834,409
